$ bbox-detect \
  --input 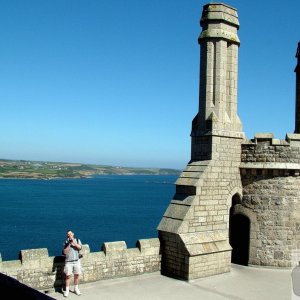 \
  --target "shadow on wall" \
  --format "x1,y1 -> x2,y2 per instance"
0,272 -> 55,300
52,255 -> 65,292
